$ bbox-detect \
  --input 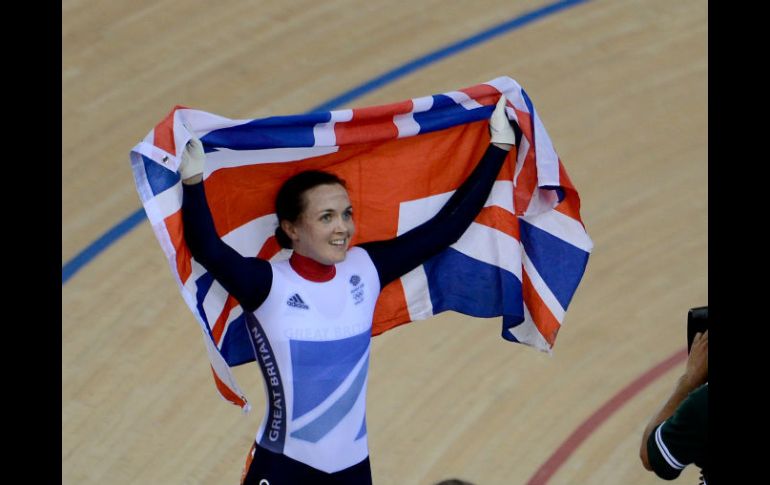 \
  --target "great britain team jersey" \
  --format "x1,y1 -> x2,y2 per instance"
180,145 -> 510,476
246,247 -> 381,473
